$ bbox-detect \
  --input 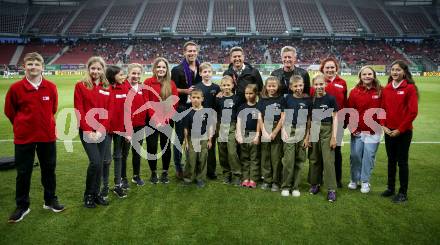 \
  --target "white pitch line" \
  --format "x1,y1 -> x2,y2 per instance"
0,140 -> 440,144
